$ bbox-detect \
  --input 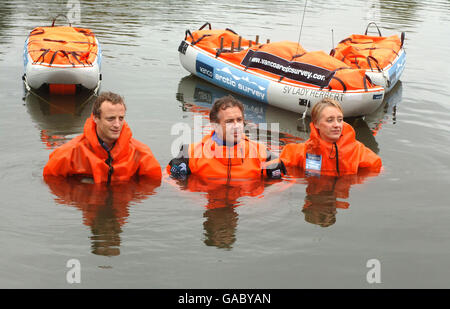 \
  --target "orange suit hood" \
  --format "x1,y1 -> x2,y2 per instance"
280,122 -> 381,176
43,116 -> 162,183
